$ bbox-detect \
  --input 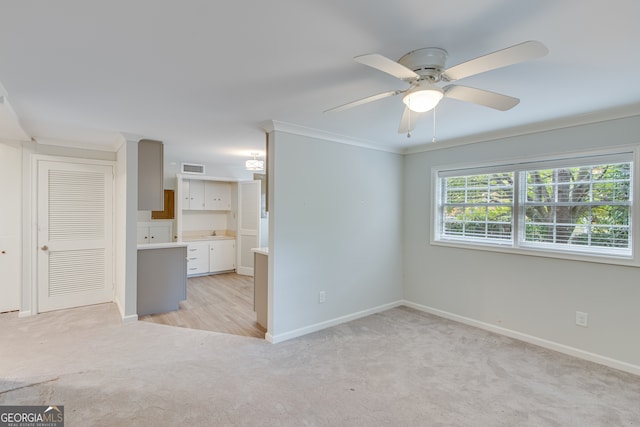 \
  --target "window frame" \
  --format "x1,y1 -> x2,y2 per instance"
431,147 -> 639,267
